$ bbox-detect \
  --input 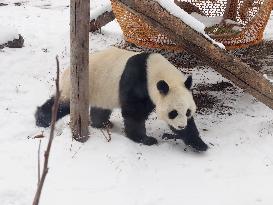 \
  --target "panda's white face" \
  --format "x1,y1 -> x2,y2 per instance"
146,53 -> 197,130
155,77 -> 196,130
